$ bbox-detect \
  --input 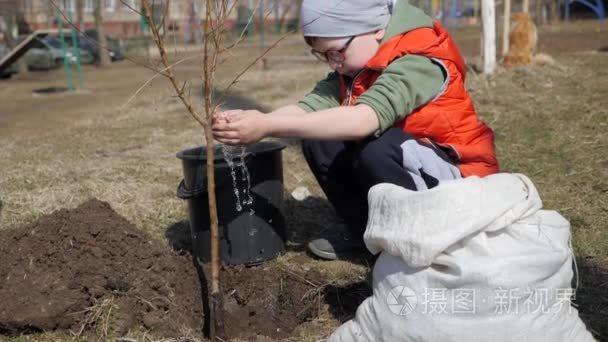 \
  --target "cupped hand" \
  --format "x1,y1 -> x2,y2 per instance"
212,109 -> 269,145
